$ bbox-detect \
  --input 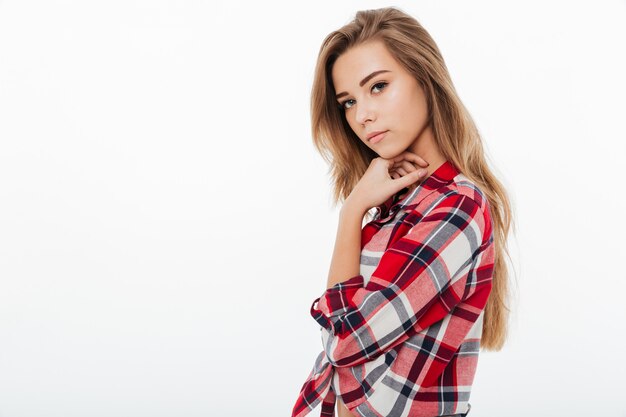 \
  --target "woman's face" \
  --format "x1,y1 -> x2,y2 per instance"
331,39 -> 431,159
